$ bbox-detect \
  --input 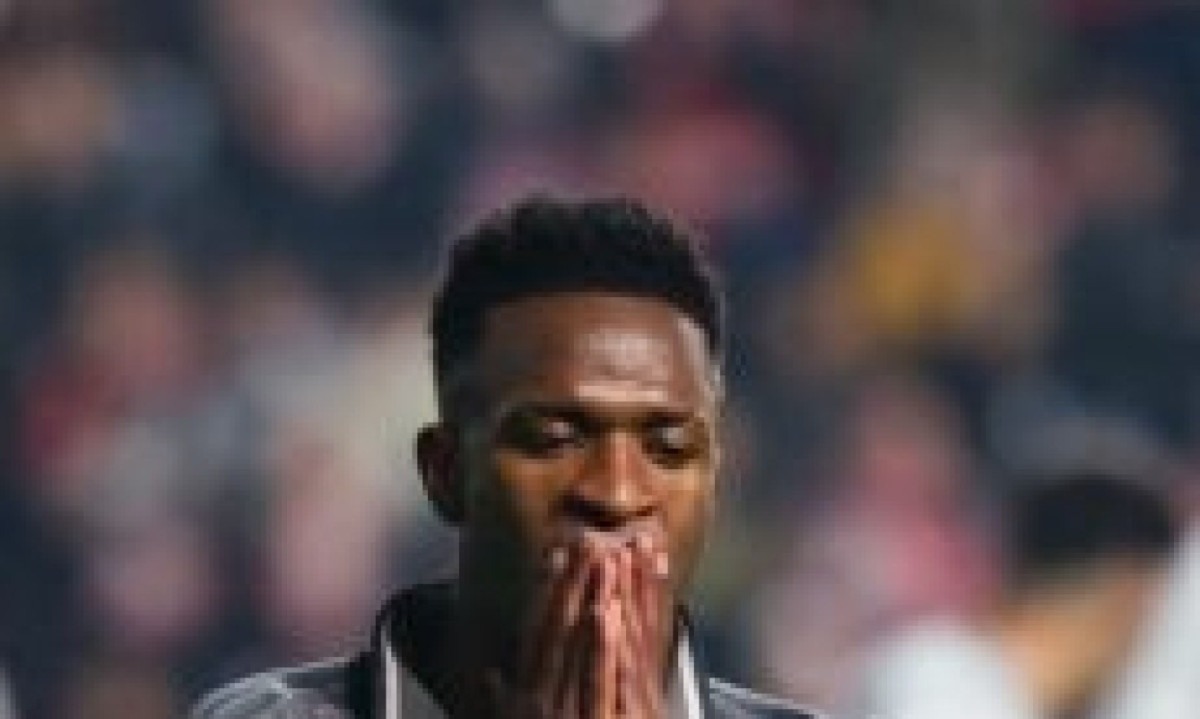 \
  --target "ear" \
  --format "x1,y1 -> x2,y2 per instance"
416,423 -> 465,525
